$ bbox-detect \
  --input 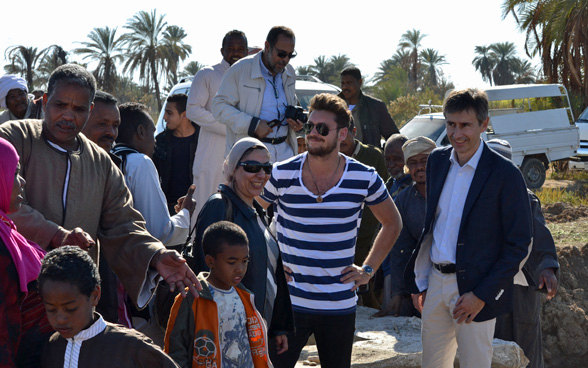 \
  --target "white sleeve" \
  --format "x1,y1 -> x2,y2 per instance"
124,154 -> 190,247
